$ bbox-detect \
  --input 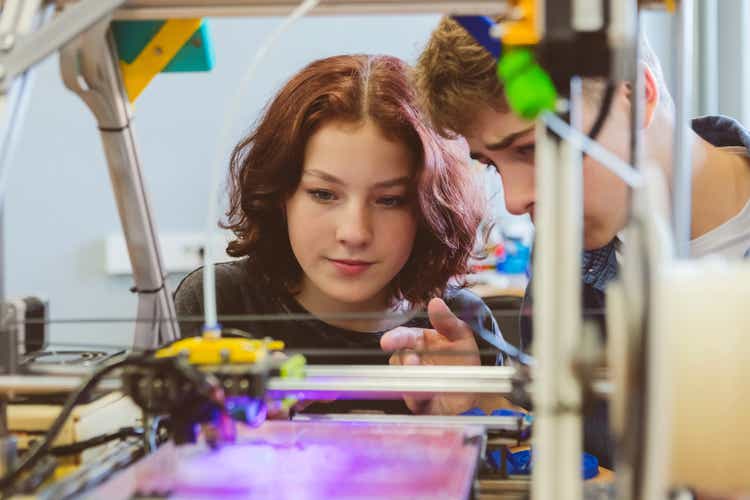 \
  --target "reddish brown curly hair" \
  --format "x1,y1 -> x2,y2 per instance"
222,54 -> 484,306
